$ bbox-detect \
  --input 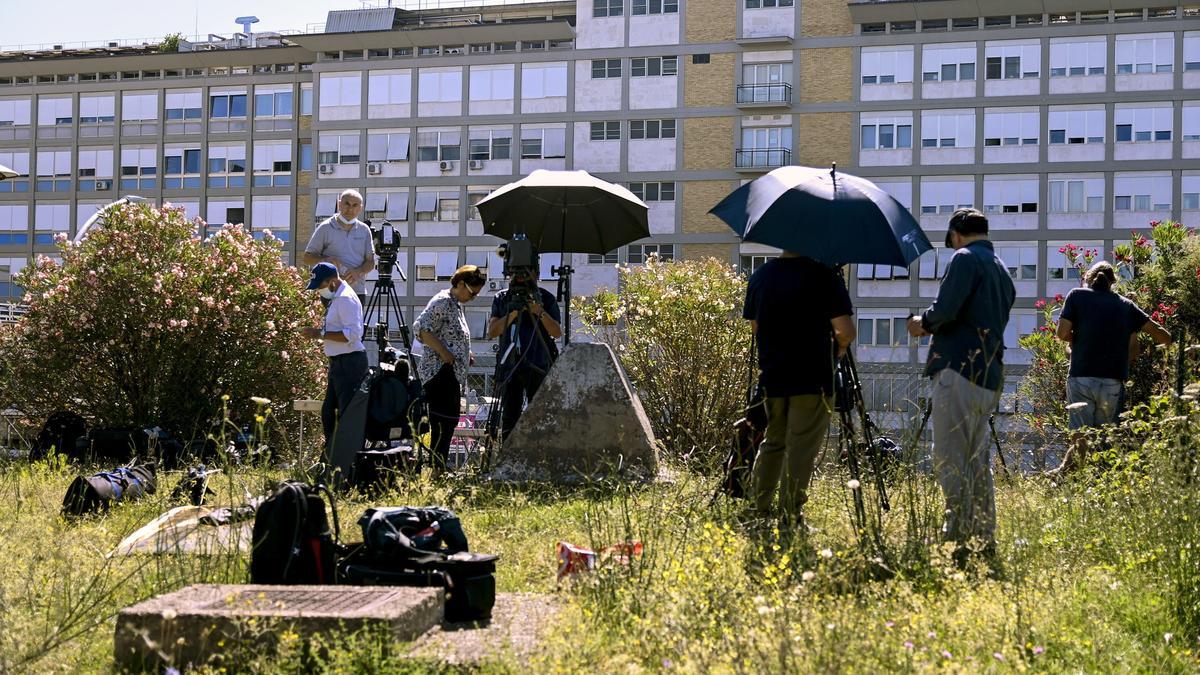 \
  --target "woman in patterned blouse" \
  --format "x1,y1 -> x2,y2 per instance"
414,265 -> 487,476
